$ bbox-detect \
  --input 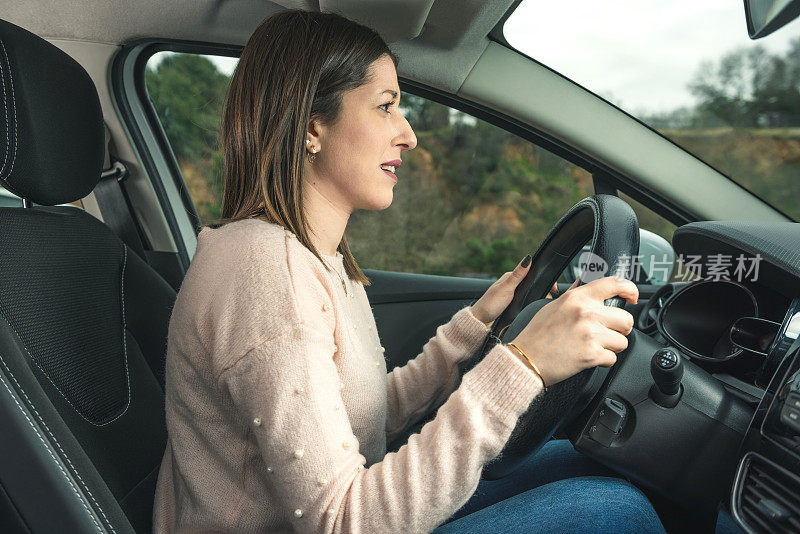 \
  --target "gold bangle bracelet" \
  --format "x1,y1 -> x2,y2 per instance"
506,342 -> 548,392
